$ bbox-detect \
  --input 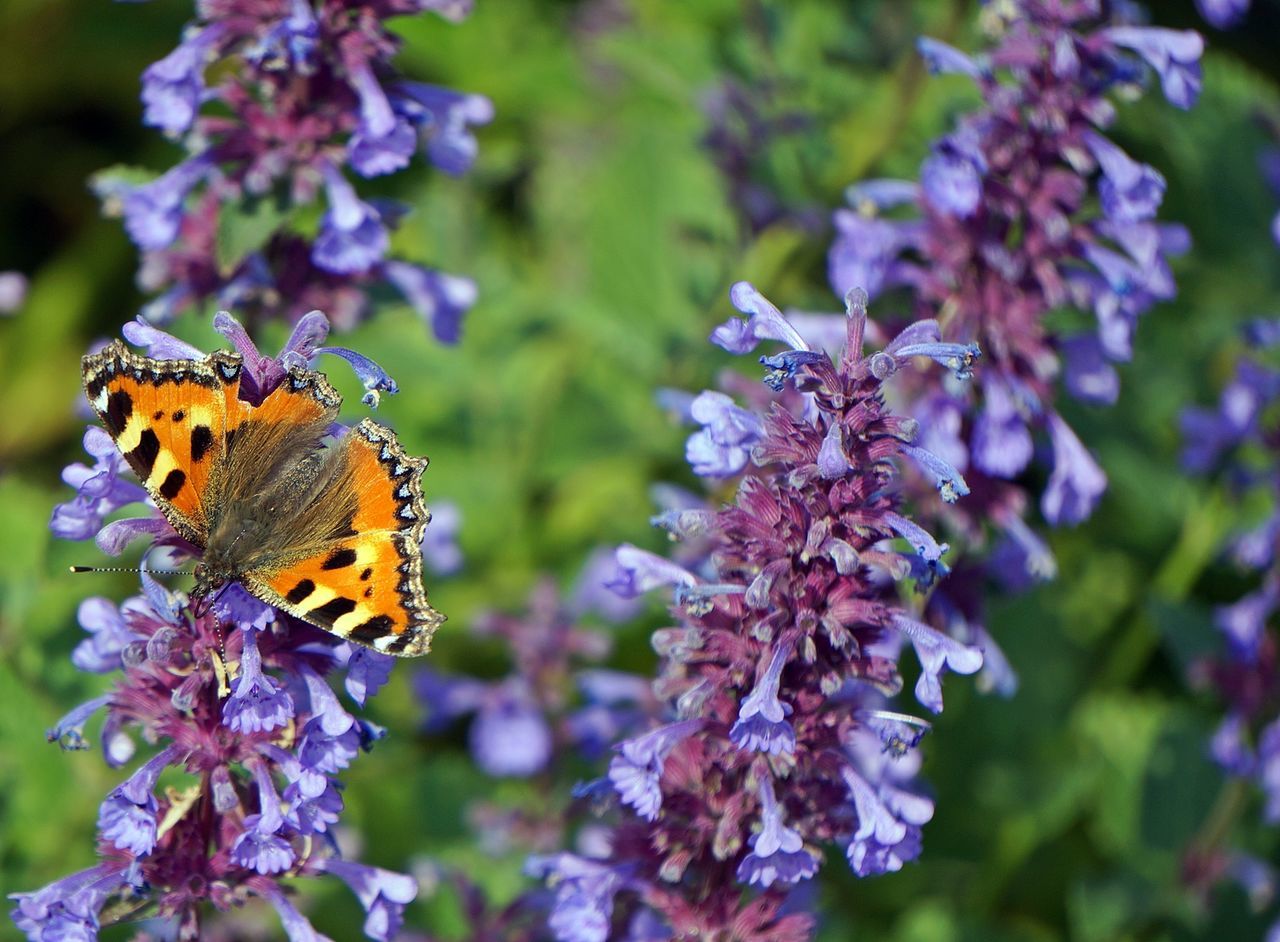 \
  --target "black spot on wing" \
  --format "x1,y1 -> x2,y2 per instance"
172,409 -> 185,422
348,615 -> 393,645
159,469 -> 186,500
127,429 -> 161,479
105,389 -> 133,433
309,596 -> 357,625
191,425 -> 214,462
285,579 -> 315,605
321,547 -> 358,570
152,410 -> 165,421
359,567 -> 373,581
